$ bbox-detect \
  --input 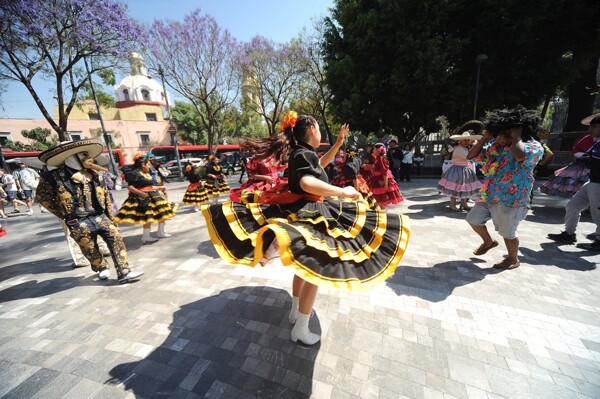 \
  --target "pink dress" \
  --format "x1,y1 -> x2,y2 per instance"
229,156 -> 287,202
541,134 -> 596,197
367,156 -> 403,206
437,145 -> 481,199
